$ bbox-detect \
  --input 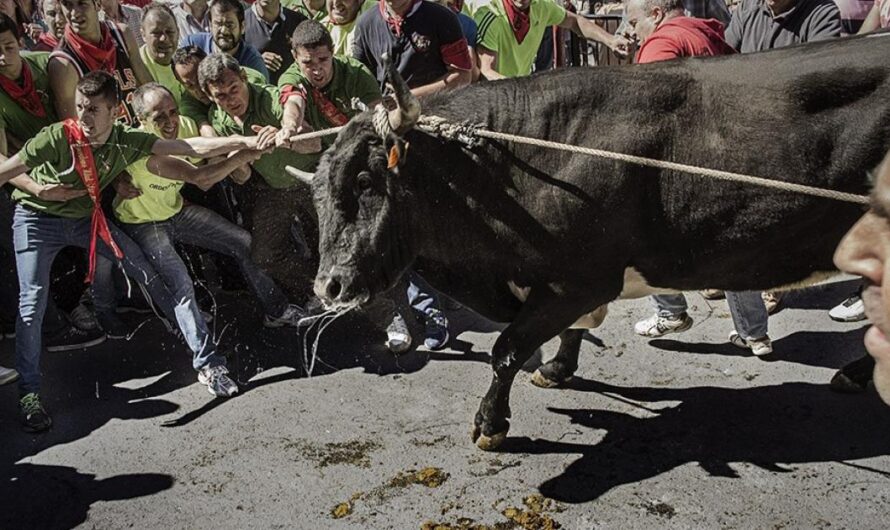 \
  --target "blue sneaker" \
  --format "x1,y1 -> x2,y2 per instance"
423,311 -> 449,350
